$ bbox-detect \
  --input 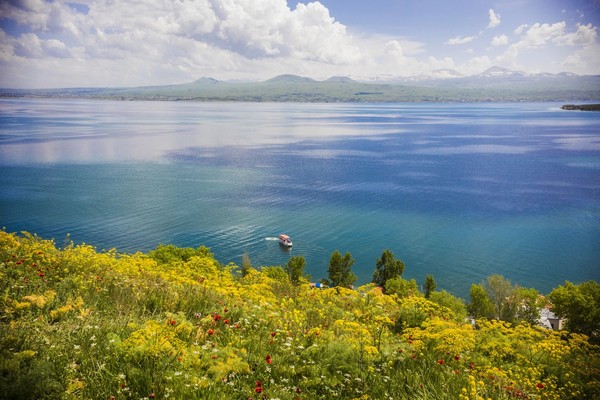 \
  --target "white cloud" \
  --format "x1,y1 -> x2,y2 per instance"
491,34 -> 509,47
0,0 -> 366,87
0,1 -> 599,87
488,9 -> 501,29
446,35 -> 476,45
514,24 -> 529,35
554,23 -> 597,46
